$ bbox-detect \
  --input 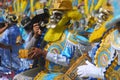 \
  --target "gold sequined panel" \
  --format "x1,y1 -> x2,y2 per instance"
105,57 -> 120,80
44,33 -> 69,72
